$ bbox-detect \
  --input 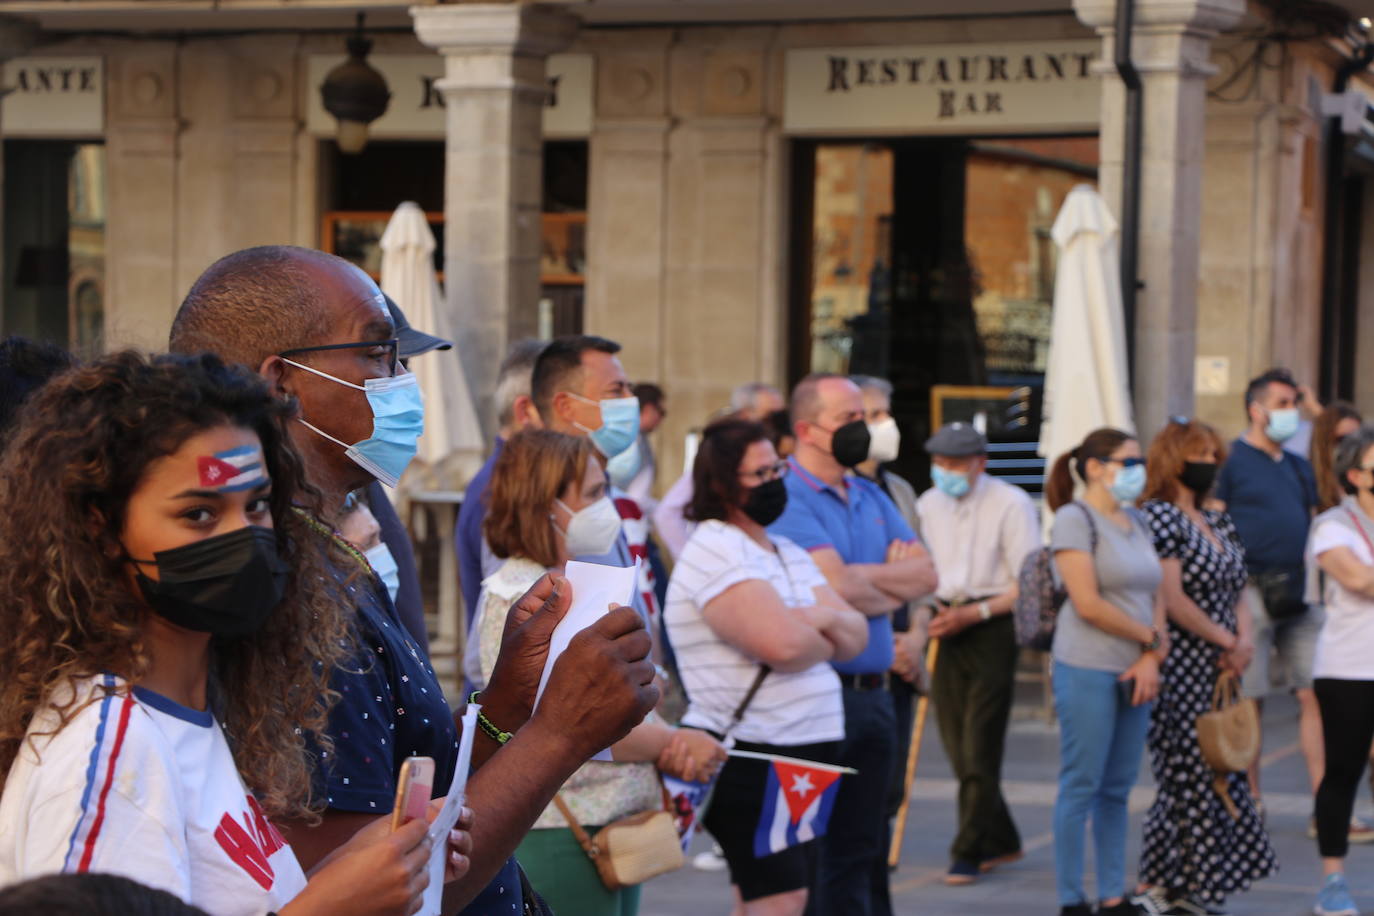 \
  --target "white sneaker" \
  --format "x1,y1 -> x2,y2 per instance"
692,844 -> 728,872
1132,887 -> 1170,915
